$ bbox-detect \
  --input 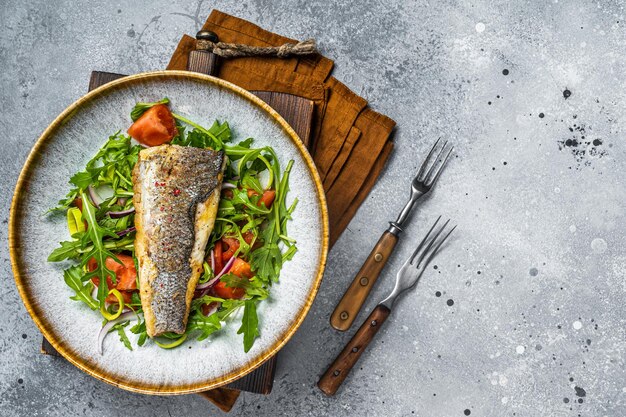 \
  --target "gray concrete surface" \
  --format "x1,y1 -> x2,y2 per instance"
2,0 -> 625,416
